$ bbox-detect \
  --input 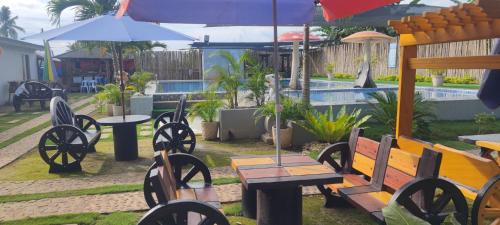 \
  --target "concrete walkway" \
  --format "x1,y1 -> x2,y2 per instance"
0,183 -> 320,221
0,98 -> 92,143
0,103 -> 96,169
